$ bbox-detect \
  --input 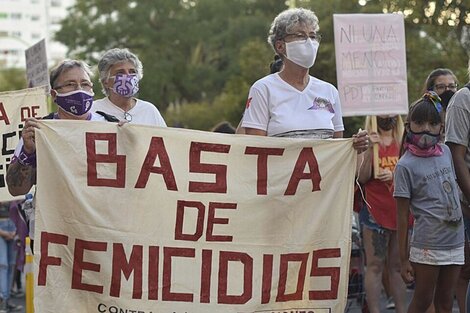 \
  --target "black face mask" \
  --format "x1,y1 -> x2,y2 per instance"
377,117 -> 397,131
439,90 -> 455,110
